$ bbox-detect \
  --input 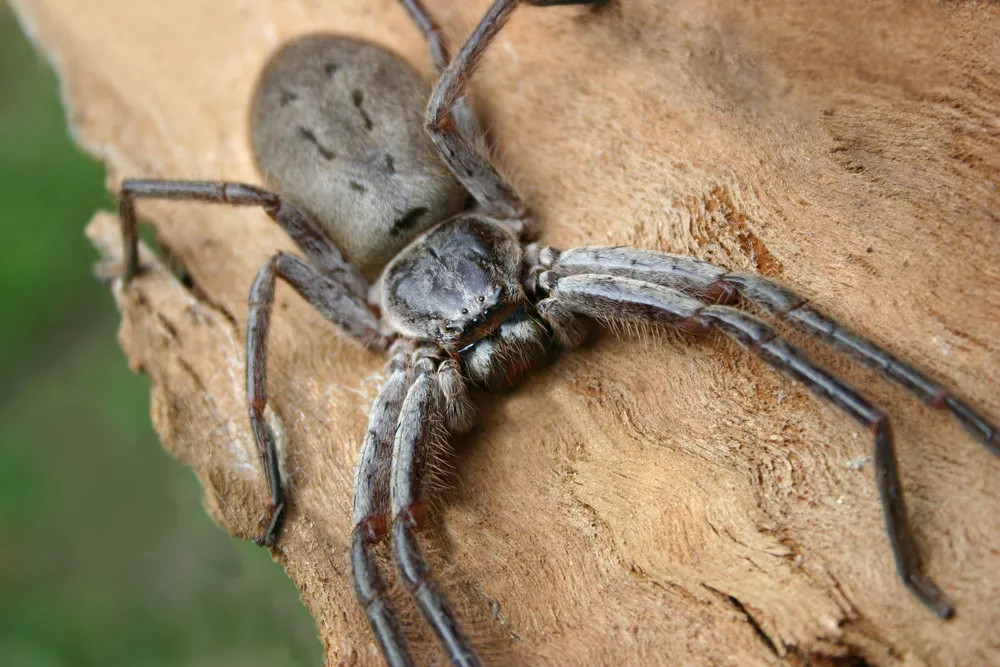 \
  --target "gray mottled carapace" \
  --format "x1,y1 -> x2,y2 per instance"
115,1 -> 997,665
